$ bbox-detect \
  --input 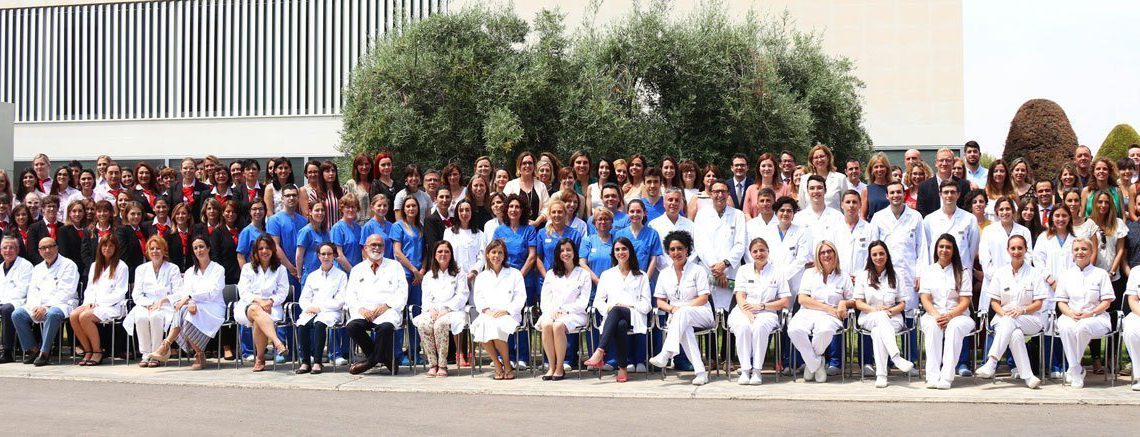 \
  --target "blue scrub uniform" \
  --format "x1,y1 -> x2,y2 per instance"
493,223 -> 539,363
389,221 -> 425,365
